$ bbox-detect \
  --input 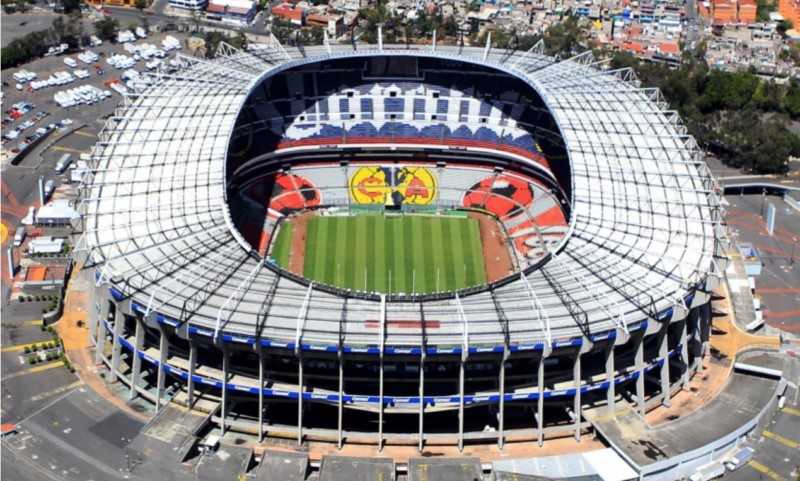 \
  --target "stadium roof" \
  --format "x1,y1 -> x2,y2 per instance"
79,37 -> 725,353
